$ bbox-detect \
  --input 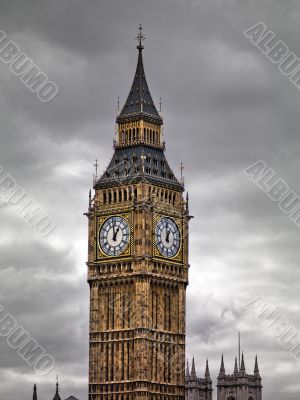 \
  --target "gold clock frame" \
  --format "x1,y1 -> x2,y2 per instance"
95,213 -> 132,261
153,214 -> 183,262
